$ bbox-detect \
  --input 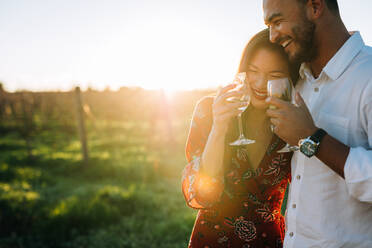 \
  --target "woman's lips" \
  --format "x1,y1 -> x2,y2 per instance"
252,88 -> 267,100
